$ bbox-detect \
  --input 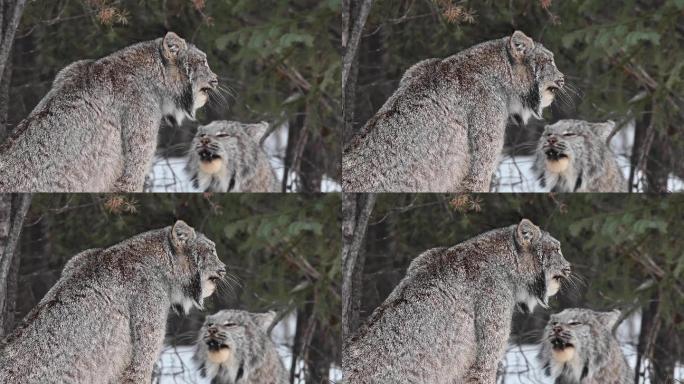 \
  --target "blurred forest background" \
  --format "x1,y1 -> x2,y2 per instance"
342,0 -> 684,192
342,194 -> 684,383
0,0 -> 341,192
0,193 -> 341,383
